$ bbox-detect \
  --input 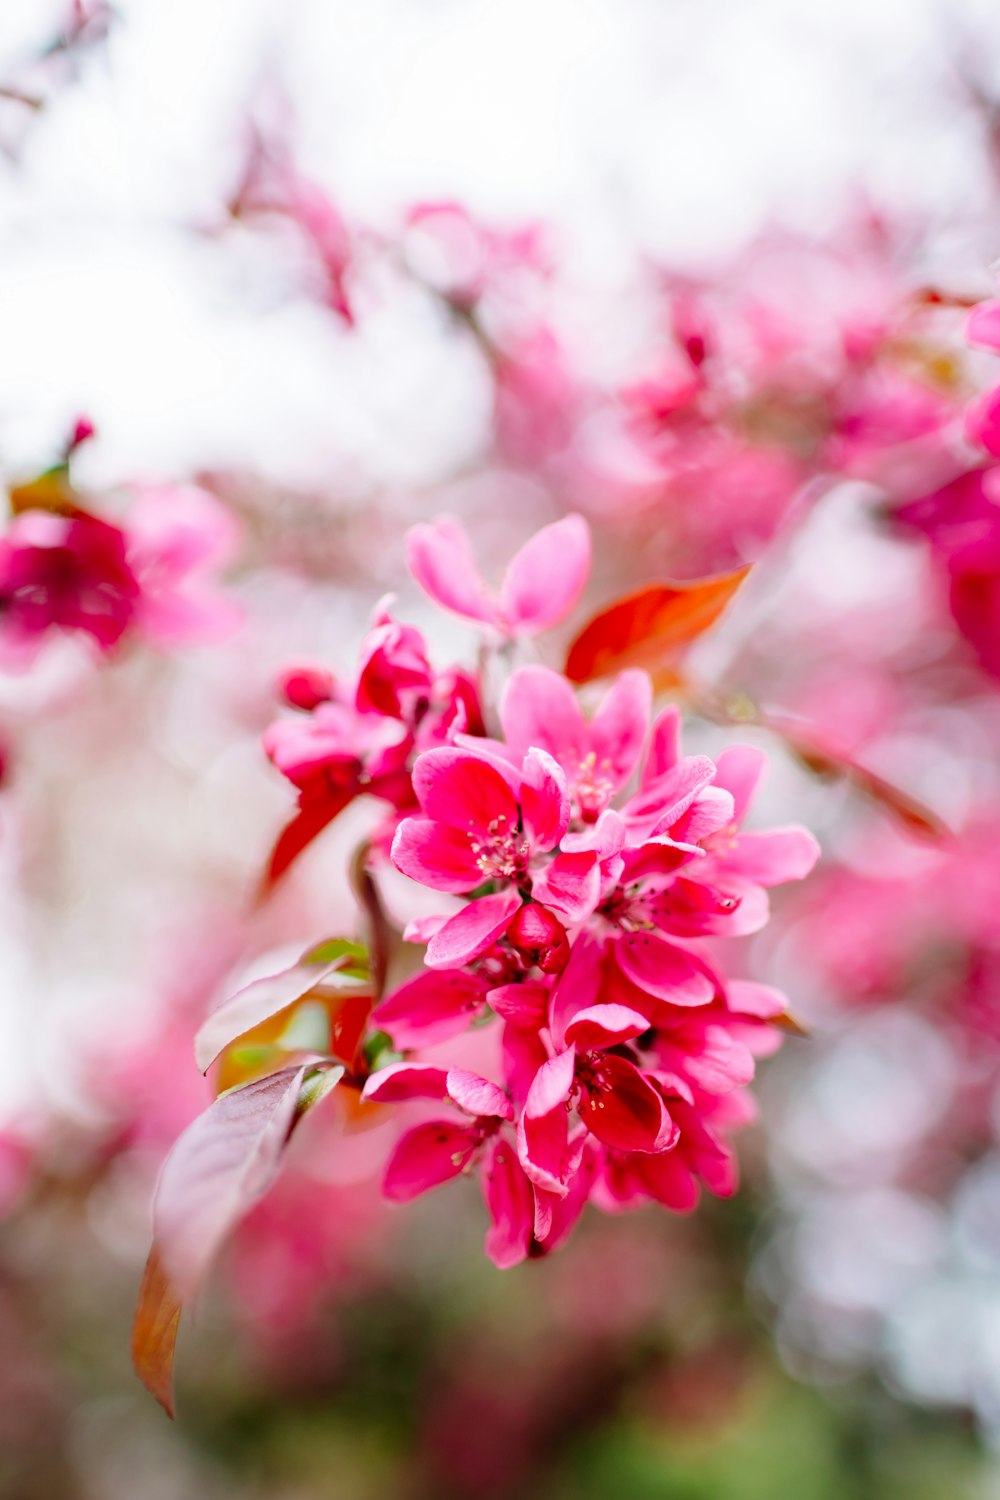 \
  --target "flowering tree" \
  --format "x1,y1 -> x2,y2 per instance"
5,35 -> 1000,1492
